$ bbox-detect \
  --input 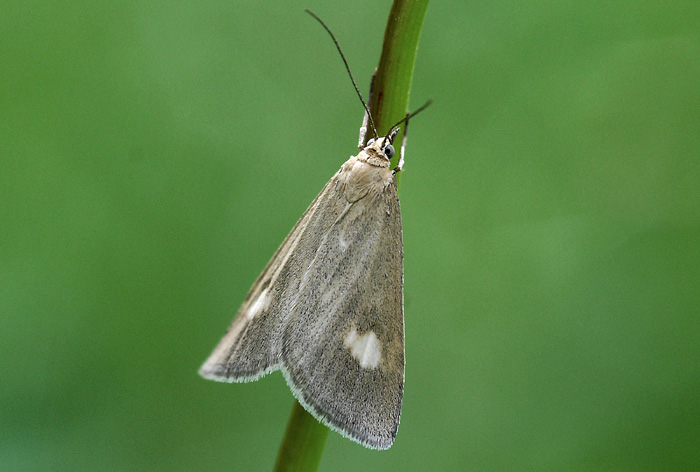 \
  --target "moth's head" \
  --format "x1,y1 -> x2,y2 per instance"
364,127 -> 399,161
